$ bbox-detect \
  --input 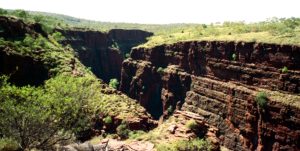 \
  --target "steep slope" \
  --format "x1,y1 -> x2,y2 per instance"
57,28 -> 153,82
120,41 -> 300,150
